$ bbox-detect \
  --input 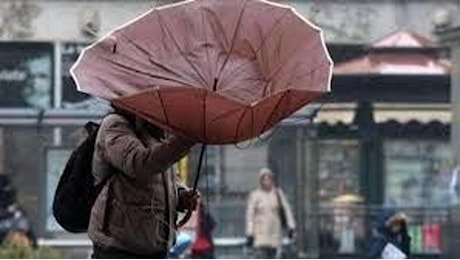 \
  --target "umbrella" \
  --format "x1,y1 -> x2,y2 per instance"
71,0 -> 332,145
332,194 -> 363,204
71,0 -> 332,226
